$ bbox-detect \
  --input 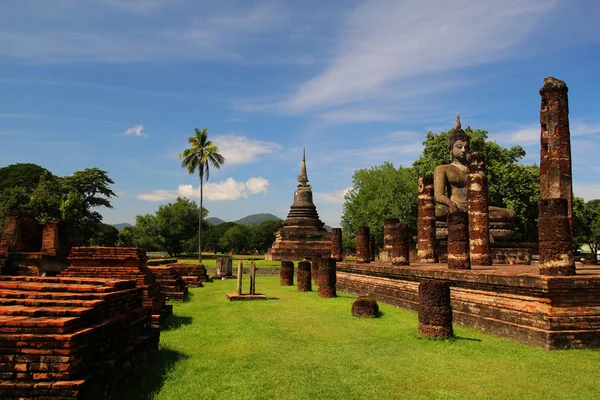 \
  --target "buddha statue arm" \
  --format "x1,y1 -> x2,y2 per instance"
433,167 -> 459,213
